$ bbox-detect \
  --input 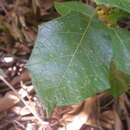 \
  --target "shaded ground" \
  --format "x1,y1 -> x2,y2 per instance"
0,0 -> 130,130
